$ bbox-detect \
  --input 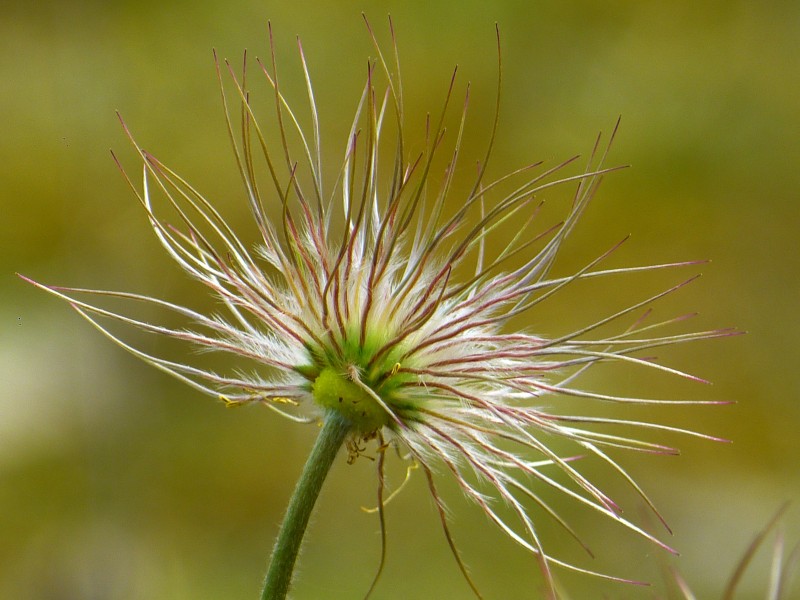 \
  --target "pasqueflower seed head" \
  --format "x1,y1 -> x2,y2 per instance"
22,17 -> 735,598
